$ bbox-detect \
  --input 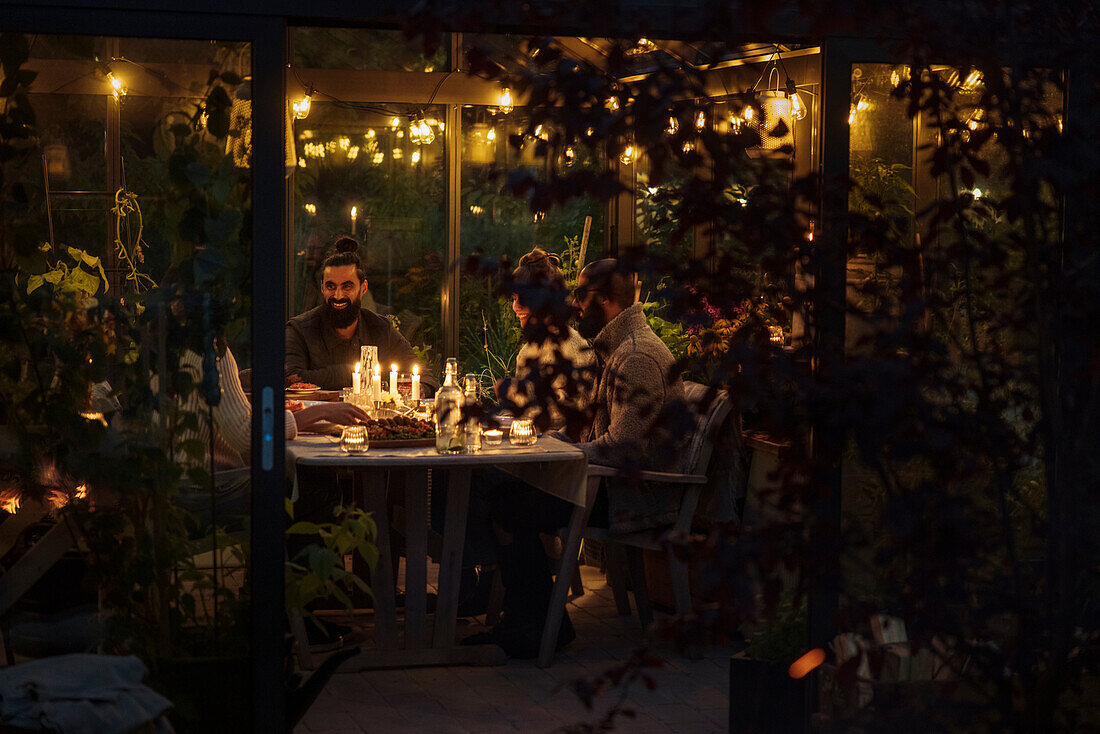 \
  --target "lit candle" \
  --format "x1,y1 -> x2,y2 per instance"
353,362 -> 362,395
509,418 -> 536,446
390,363 -> 399,399
411,364 -> 421,402
483,428 -> 503,446
372,363 -> 382,403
